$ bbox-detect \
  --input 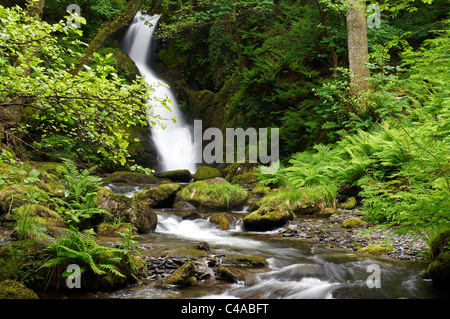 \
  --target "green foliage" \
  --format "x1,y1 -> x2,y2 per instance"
0,4 -> 153,168
42,227 -> 125,280
53,161 -> 106,226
